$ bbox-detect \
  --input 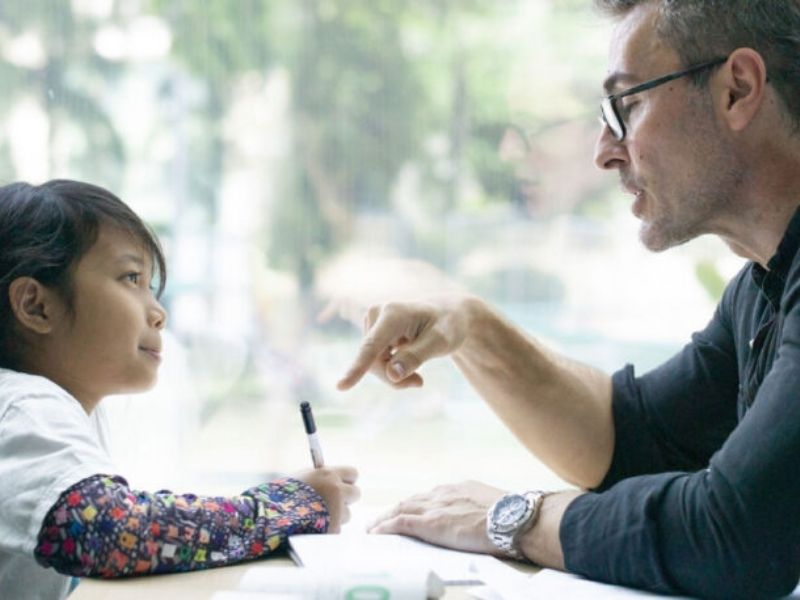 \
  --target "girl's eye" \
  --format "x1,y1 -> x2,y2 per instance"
125,273 -> 141,285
